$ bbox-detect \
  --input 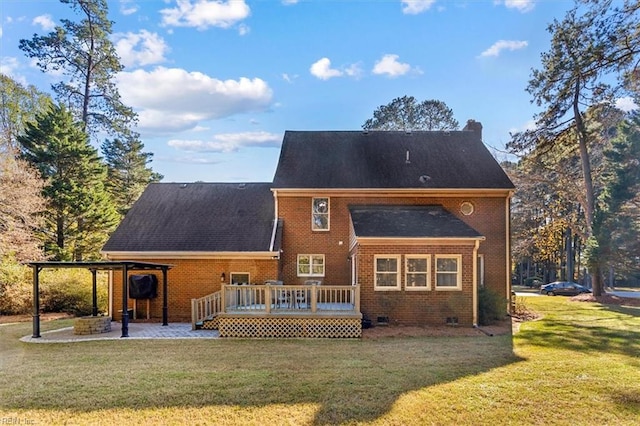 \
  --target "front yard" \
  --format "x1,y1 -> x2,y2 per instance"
1,296 -> 638,425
